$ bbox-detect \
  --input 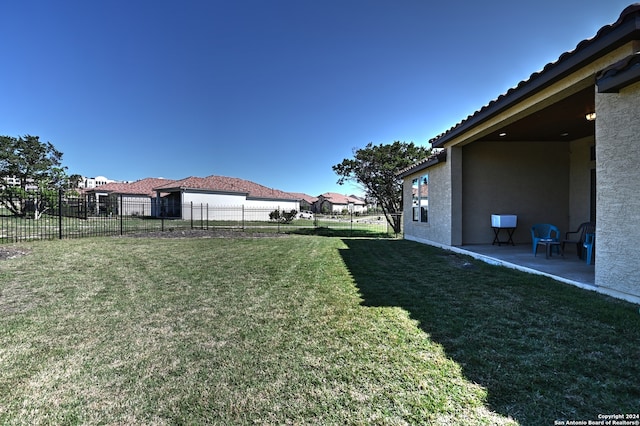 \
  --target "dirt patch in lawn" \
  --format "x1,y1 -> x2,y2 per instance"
439,252 -> 477,270
0,247 -> 29,261
121,229 -> 289,239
